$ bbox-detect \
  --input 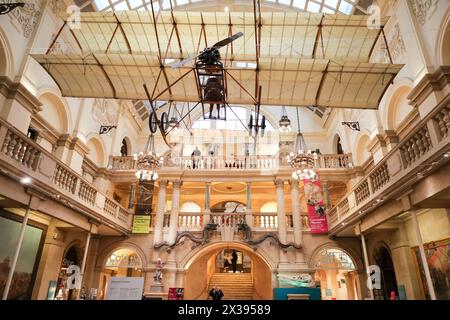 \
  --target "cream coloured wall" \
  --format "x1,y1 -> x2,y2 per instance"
404,209 -> 450,246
